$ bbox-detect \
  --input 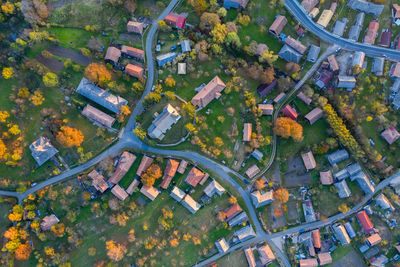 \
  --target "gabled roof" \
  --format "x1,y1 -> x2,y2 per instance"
243,123 -> 252,141
228,211 -> 248,227
301,0 -> 319,12
82,104 -> 115,128
185,167 -> 205,187
334,180 -> 351,198
127,21 -> 144,34
269,15 -> 287,35
318,252 -> 332,265
317,10 -> 333,28
312,229 -> 321,248
301,151 -> 316,171
170,186 -> 186,202
278,44 -> 302,63
364,21 -> 379,44
356,210 -> 374,234
327,149 -> 349,165
297,92 -> 312,105
281,105 -> 298,120
367,233 -> 382,246
126,178 -> 140,195
105,46 -> 121,63
258,244 -> 275,264
148,104 -> 181,140
234,225 -> 256,241
300,258 -> 318,267
258,104 -> 274,115
203,179 -> 225,197
136,155 -> 153,176
88,170 -> 108,193
111,184 -> 129,201
29,136 -> 58,166
161,159 -> 179,189
140,186 -> 160,201
224,202 -> 243,221
121,45 -> 145,59
285,36 -> 307,54
319,170 -> 333,185
181,194 -> 201,214
177,160 -> 188,174
327,54 -> 339,72
215,237 -> 229,253
305,107 -> 323,125
244,247 -> 256,267
332,224 -> 351,245
191,76 -> 226,108
245,164 -> 260,178
375,193 -> 395,211
381,126 -> 400,145
109,152 -> 136,184
125,64 -> 144,79
41,214 -> 59,231
251,190 -> 274,208
347,0 -> 384,16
